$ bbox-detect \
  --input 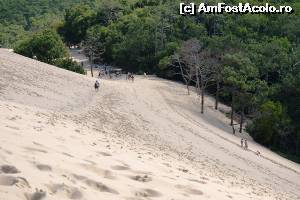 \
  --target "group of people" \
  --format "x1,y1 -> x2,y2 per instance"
241,138 -> 248,150
127,72 -> 135,82
95,70 -> 139,91
94,71 -> 136,91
